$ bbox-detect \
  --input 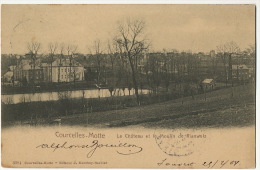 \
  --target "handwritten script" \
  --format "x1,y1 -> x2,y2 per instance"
157,158 -> 240,168
36,140 -> 143,158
